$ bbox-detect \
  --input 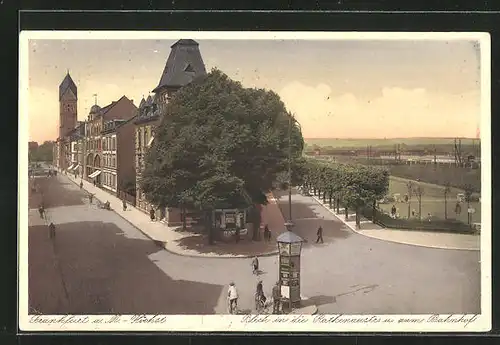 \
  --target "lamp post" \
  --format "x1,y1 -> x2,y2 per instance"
276,223 -> 304,313
287,114 -> 292,223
